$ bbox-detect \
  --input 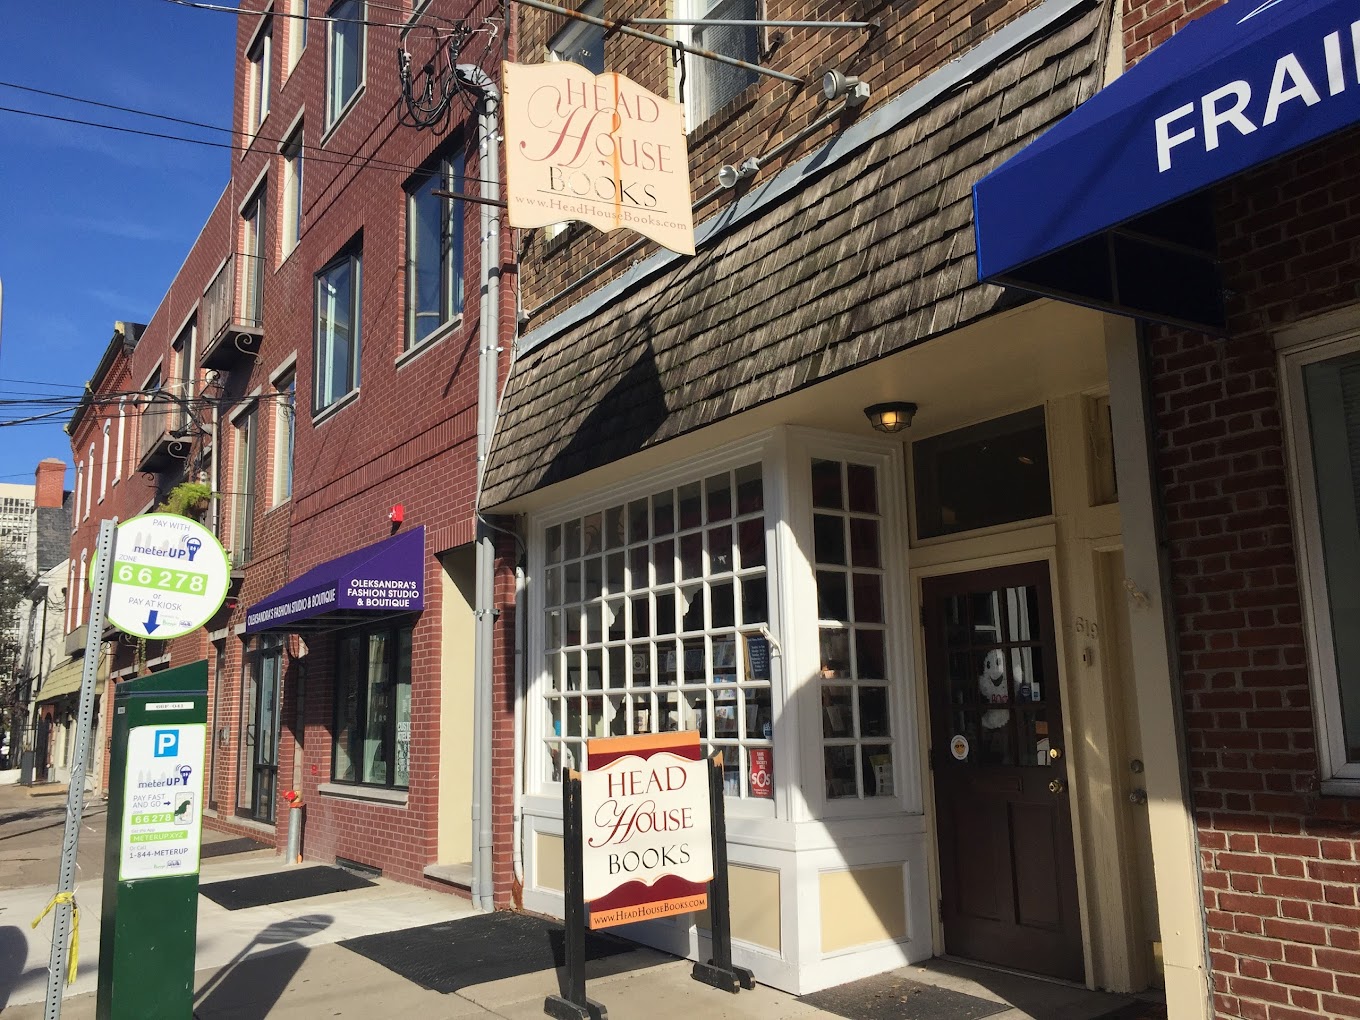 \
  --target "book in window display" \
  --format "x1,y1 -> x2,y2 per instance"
819,629 -> 851,679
